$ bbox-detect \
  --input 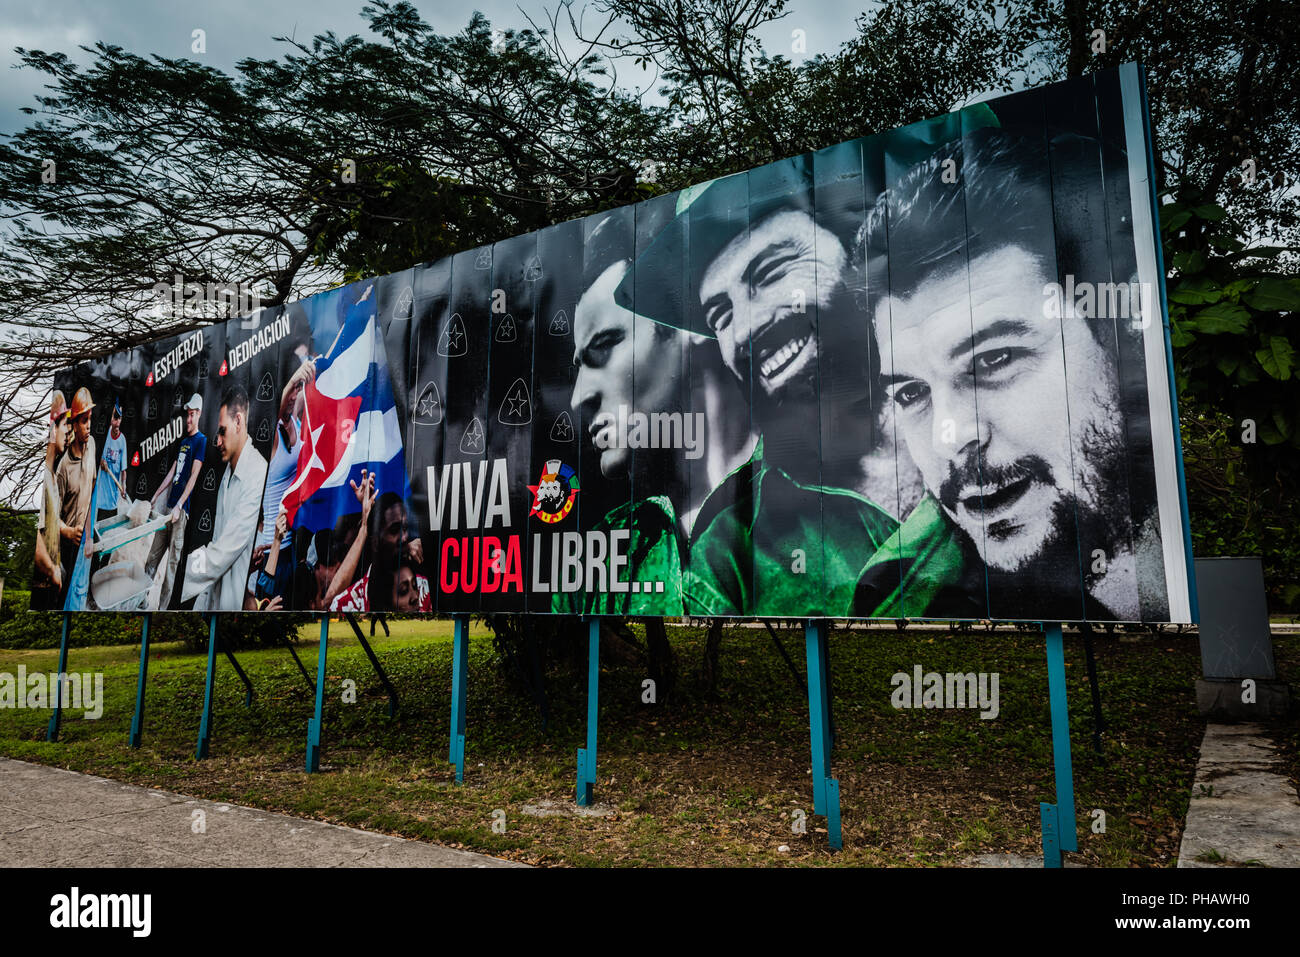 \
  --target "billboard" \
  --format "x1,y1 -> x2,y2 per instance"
30,64 -> 1196,622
